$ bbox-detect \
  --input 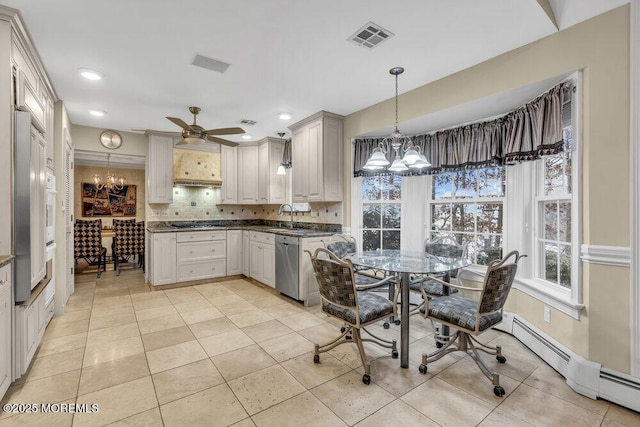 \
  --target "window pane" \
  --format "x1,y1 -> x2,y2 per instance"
381,176 -> 402,201
478,167 -> 505,197
544,154 -> 568,196
475,235 -> 503,266
559,244 -> 571,288
362,177 -> 381,201
362,204 -> 380,229
544,202 -> 558,240
431,204 -> 451,232
477,203 -> 503,234
544,244 -> 559,284
454,170 -> 477,199
559,202 -> 571,242
452,203 -> 475,232
433,172 -> 453,200
363,230 -> 380,251
382,204 -> 401,228
382,230 -> 401,250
